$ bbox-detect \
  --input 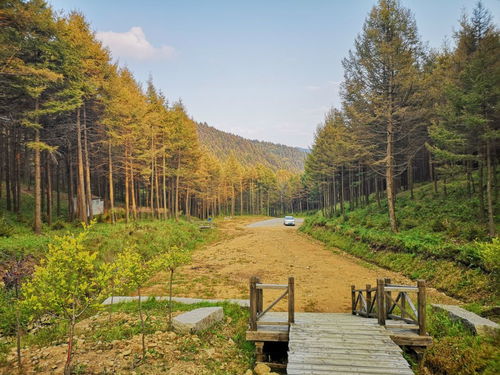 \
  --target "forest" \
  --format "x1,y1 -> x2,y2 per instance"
0,0 -> 499,374
0,0 -> 309,234
300,0 -> 499,313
